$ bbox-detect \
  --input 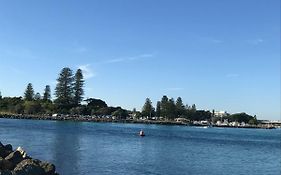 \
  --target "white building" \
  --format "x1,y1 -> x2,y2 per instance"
214,111 -> 228,118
